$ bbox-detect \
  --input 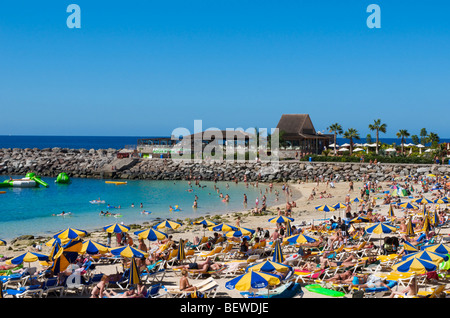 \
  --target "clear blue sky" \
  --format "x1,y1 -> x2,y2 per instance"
1,1 -> 449,137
